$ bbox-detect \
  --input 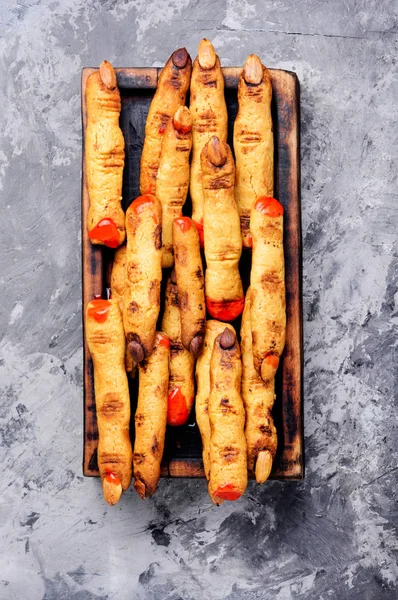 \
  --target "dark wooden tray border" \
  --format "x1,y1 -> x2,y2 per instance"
82,66 -> 304,480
